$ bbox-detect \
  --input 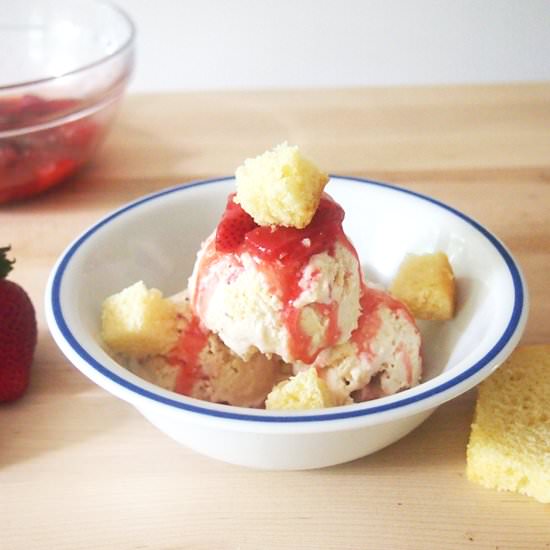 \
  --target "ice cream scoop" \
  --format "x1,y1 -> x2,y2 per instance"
305,284 -> 422,404
189,195 -> 362,365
